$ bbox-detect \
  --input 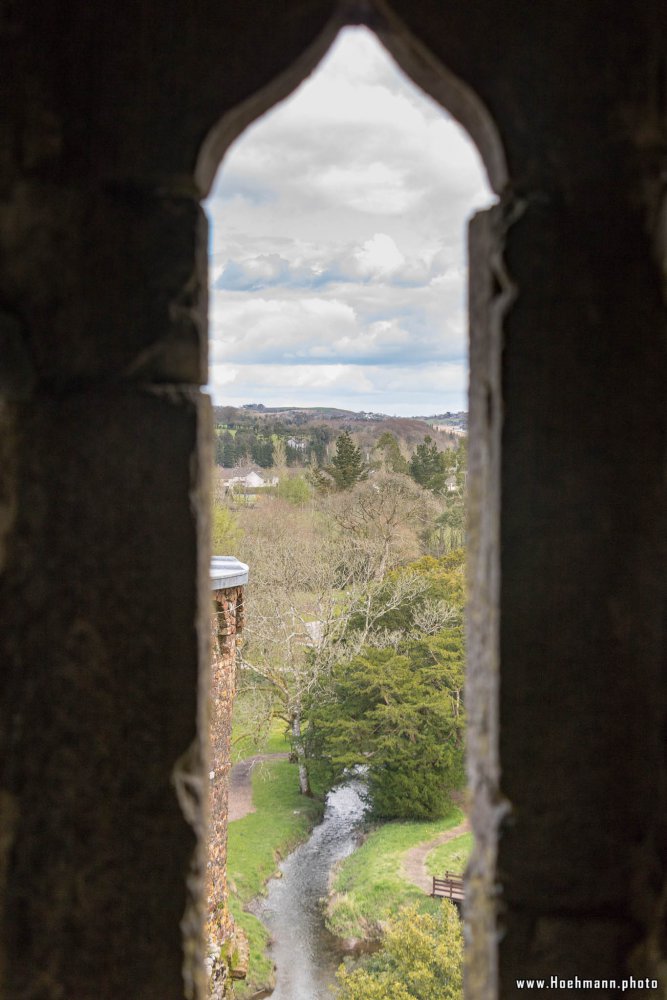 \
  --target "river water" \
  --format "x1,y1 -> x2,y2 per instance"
255,779 -> 367,1000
